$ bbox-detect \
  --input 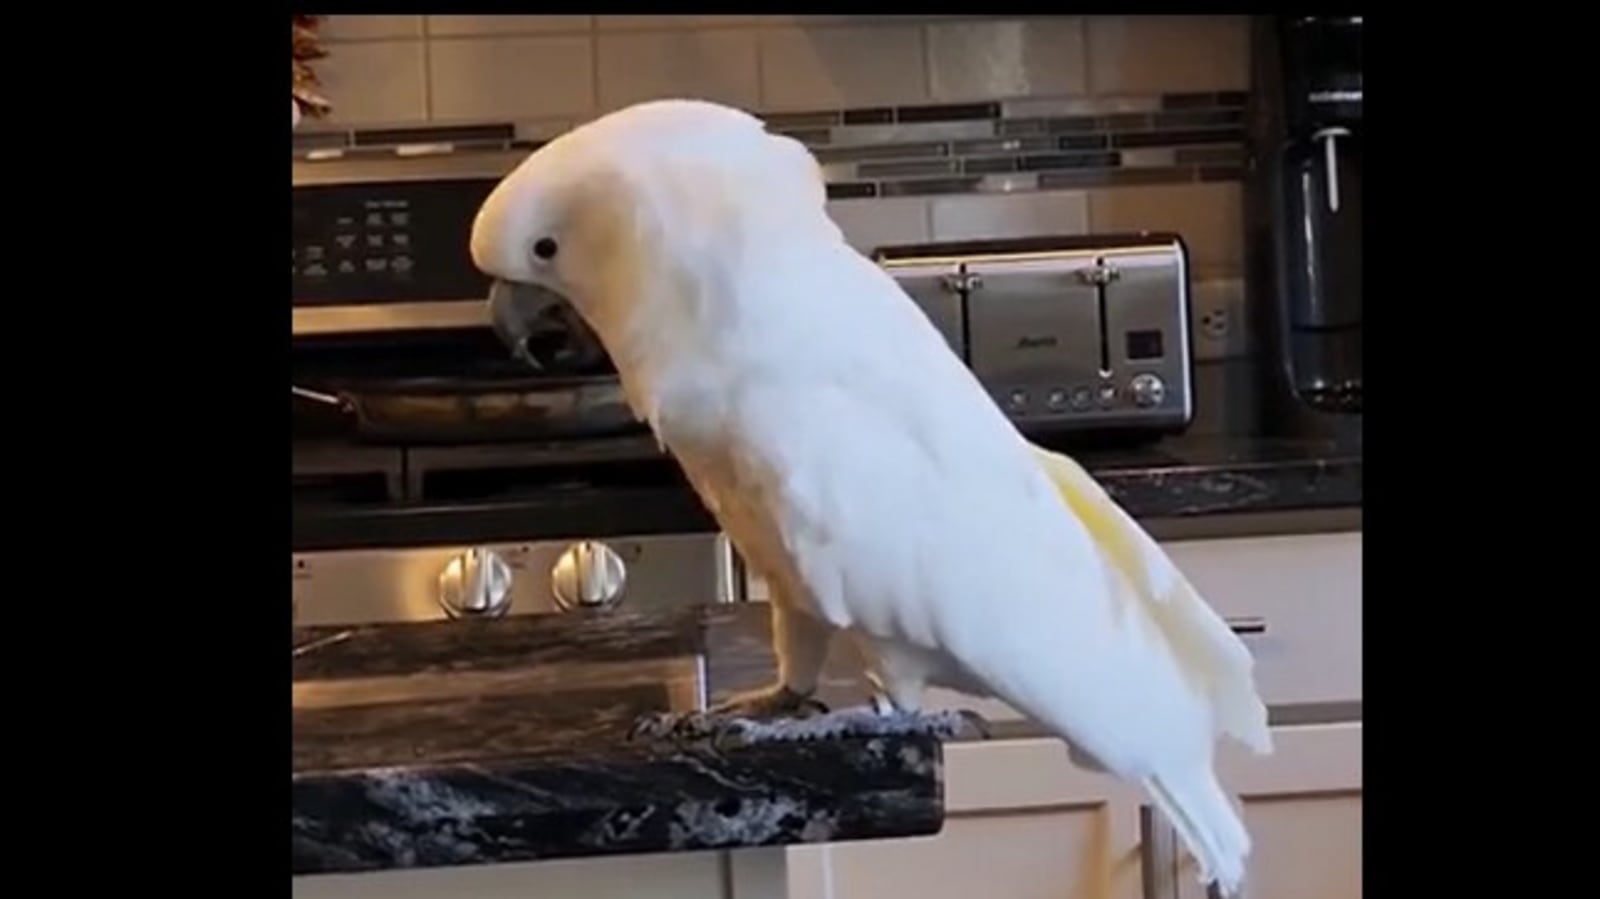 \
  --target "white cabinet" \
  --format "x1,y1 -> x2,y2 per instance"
293,847 -> 788,899
783,531 -> 1362,899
